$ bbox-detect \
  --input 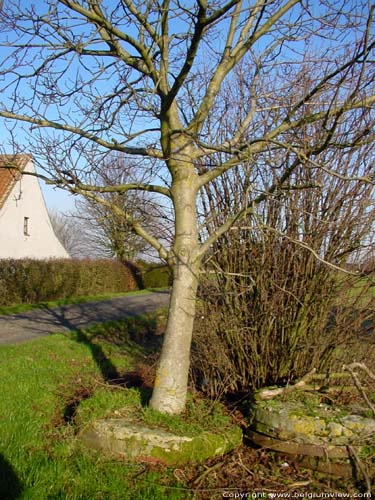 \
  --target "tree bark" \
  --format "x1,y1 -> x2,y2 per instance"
149,258 -> 199,414
149,147 -> 201,414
